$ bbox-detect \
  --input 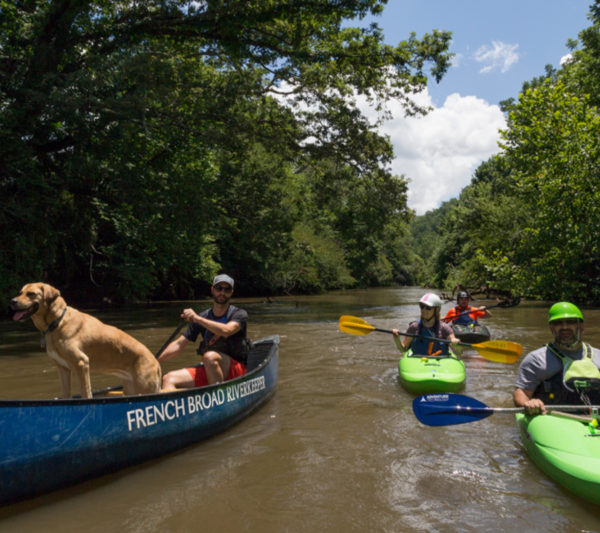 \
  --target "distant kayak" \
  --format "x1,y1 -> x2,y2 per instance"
516,412 -> 600,505
398,350 -> 465,395
451,323 -> 491,344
